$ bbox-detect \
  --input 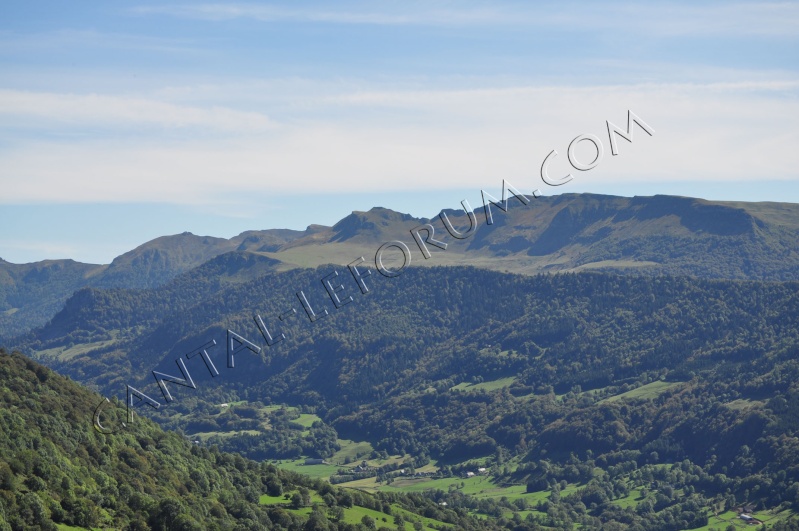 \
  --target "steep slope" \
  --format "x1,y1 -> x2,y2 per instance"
0,348 -> 294,529
13,265 -> 799,528
0,258 -> 106,342
5,193 -> 799,342
93,232 -> 237,288
17,266 -> 799,451
0,350 -> 492,530
97,228 -> 323,288
0,229 -> 310,340
233,227 -> 327,252
492,193 -> 799,280
262,194 -> 799,281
